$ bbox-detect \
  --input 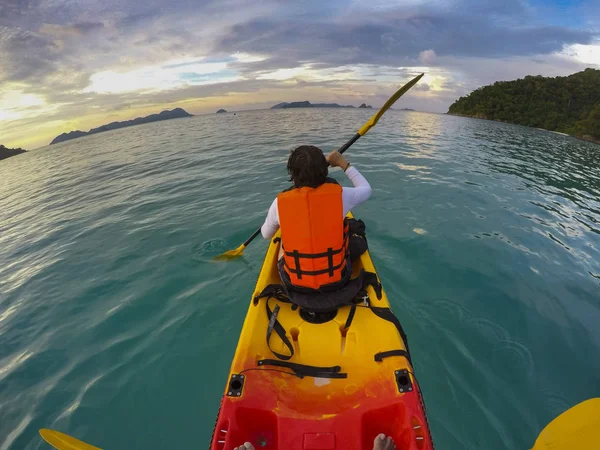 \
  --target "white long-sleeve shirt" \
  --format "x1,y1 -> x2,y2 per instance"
261,166 -> 372,239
